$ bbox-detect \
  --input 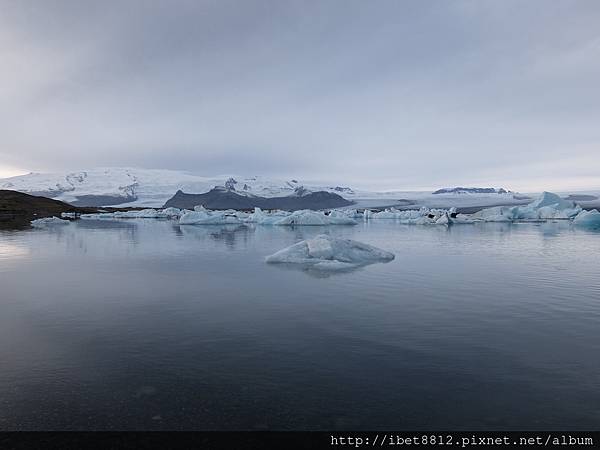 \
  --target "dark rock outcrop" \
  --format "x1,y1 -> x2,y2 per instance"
0,190 -> 92,228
